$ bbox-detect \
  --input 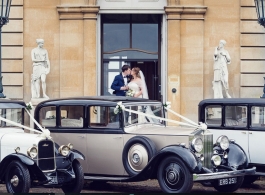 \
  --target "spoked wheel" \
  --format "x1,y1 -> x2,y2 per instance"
61,160 -> 84,193
211,176 -> 244,192
5,160 -> 31,193
157,156 -> 193,193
